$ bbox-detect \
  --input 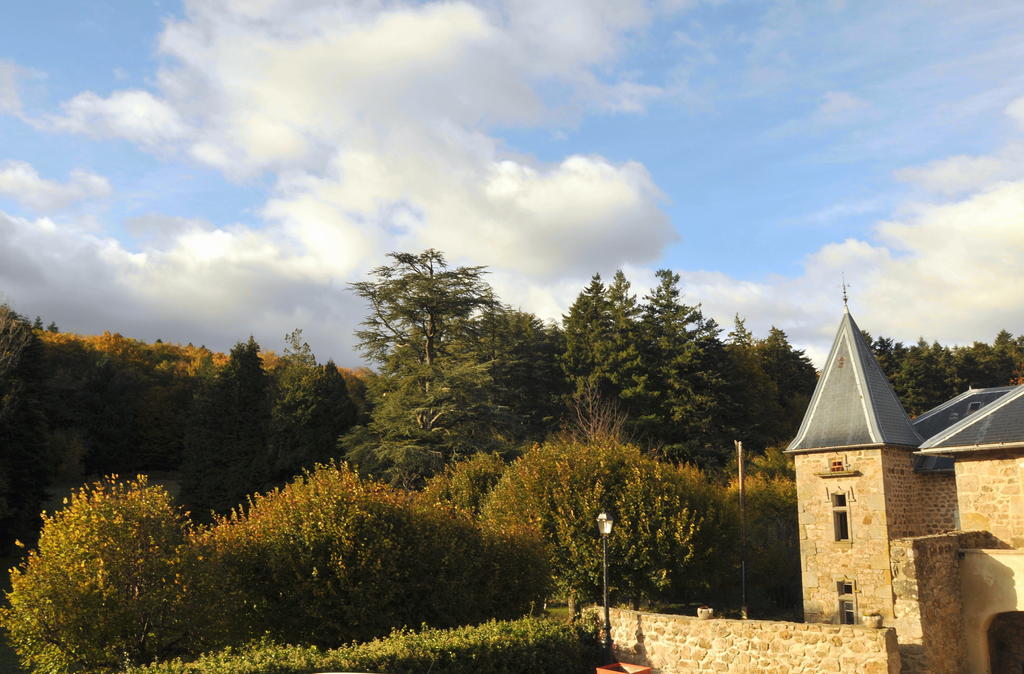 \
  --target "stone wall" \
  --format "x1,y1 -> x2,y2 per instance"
794,449 -> 894,623
888,530 -> 999,674
794,447 -> 961,625
605,608 -> 901,673
880,449 -> 958,539
954,451 -> 1024,547
989,612 -> 1024,674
